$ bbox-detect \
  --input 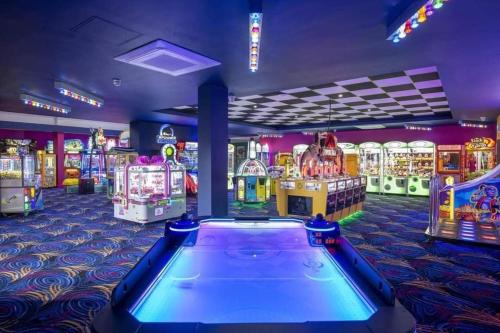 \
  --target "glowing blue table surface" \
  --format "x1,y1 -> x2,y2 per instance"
130,221 -> 376,324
